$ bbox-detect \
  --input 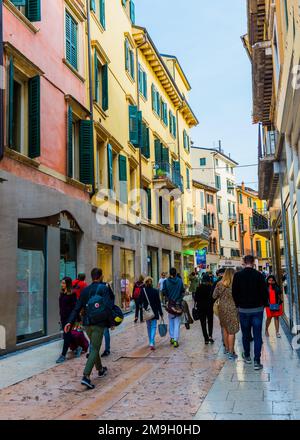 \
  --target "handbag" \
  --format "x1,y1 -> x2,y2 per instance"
213,298 -> 220,317
269,303 -> 280,311
158,319 -> 168,337
165,299 -> 183,316
192,302 -> 200,321
143,288 -> 155,321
